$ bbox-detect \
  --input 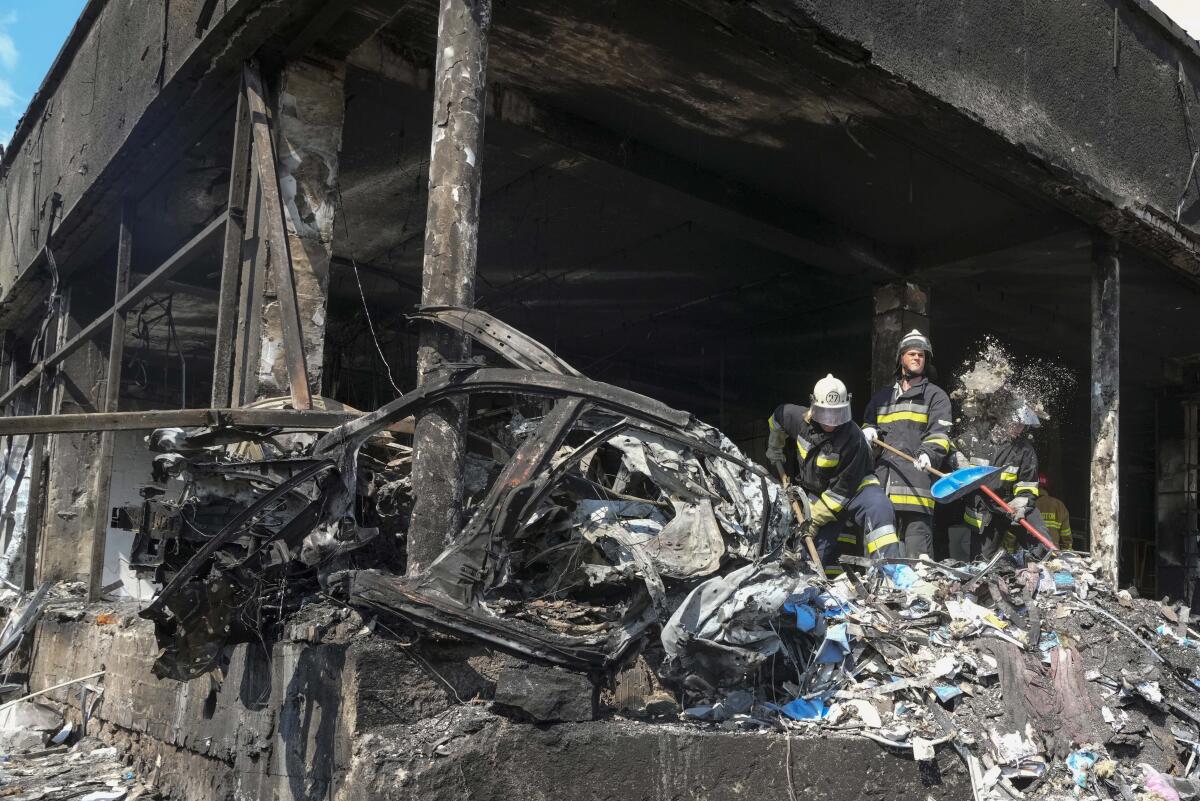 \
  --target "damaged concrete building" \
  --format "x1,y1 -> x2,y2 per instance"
0,0 -> 1199,798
